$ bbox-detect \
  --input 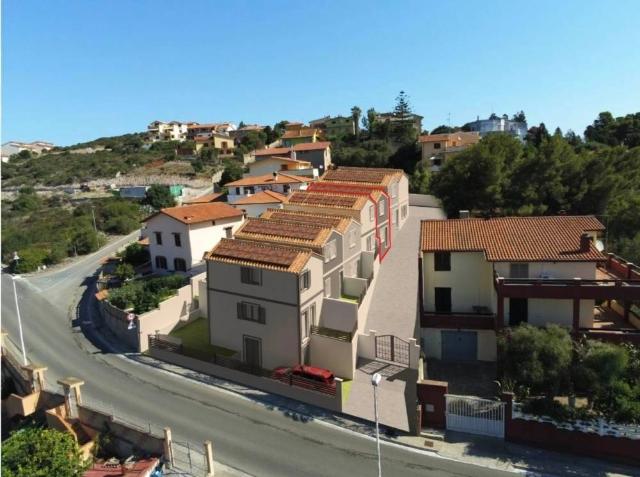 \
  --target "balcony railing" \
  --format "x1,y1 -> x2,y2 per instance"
421,311 -> 496,330
311,325 -> 352,342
